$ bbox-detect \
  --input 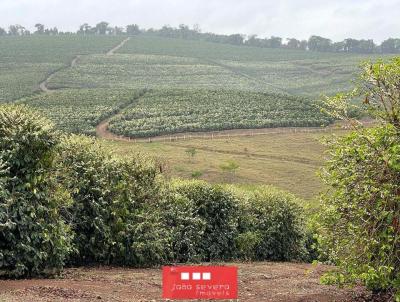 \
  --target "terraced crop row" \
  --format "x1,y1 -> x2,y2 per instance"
20,88 -> 142,135
0,35 -> 126,102
108,89 -> 332,138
